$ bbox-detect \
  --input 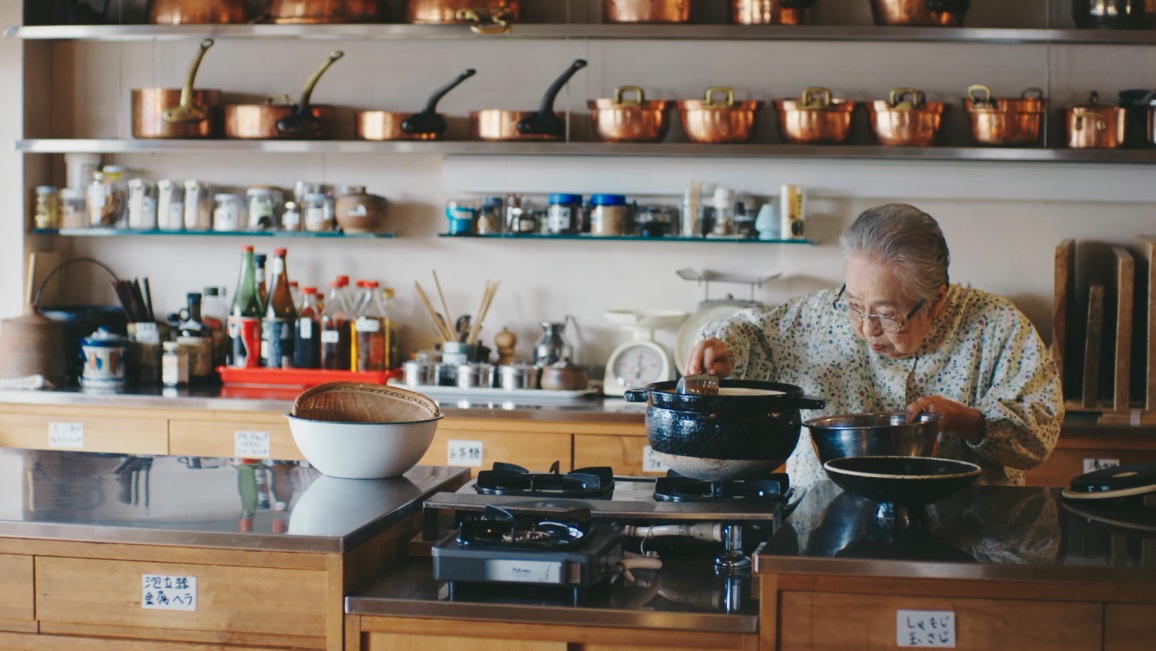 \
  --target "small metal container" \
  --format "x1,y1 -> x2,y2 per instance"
497,363 -> 540,390
402,360 -> 437,387
804,412 -> 943,467
457,362 -> 495,389
435,362 -> 458,386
